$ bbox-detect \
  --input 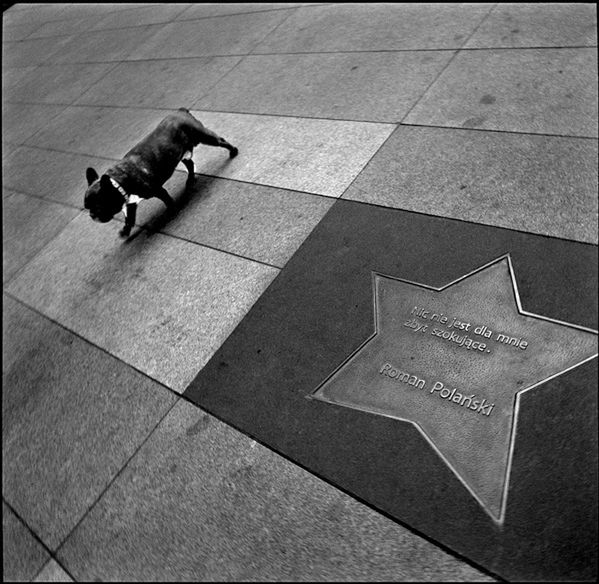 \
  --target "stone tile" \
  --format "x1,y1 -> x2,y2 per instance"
465,3 -> 597,48
33,560 -> 74,582
1,21 -> 44,41
74,57 -> 242,109
2,36 -> 74,67
176,2 -> 307,20
2,102 -> 68,146
253,3 -> 494,53
2,65 -> 39,92
88,3 -> 191,30
25,16 -> 99,39
2,190 -> 80,284
137,176 -> 335,267
22,105 -> 169,159
343,125 -> 598,243
127,10 -> 292,60
48,24 -> 165,64
2,502 -> 50,582
2,296 -> 178,549
404,48 -> 598,138
57,400 -> 492,582
5,216 -> 279,392
2,146 -> 122,208
188,110 -> 395,197
5,62 -> 118,105
194,51 -> 455,122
